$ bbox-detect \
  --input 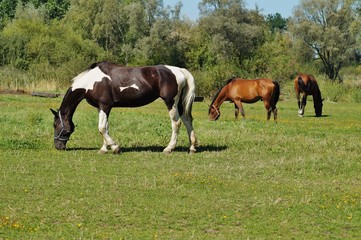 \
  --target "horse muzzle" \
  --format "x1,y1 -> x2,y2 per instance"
54,140 -> 67,150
